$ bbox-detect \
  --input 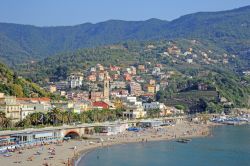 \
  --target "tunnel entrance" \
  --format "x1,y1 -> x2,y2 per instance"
64,131 -> 80,139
